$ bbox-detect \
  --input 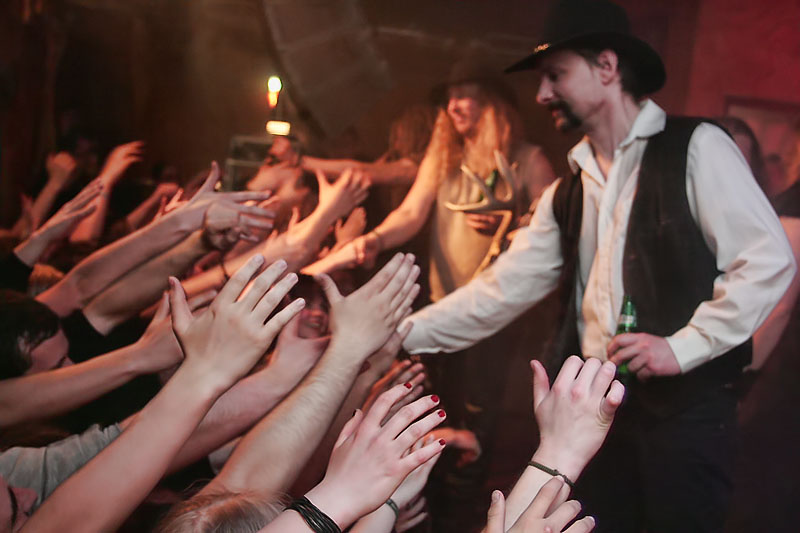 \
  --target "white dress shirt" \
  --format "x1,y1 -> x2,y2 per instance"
402,100 -> 796,372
